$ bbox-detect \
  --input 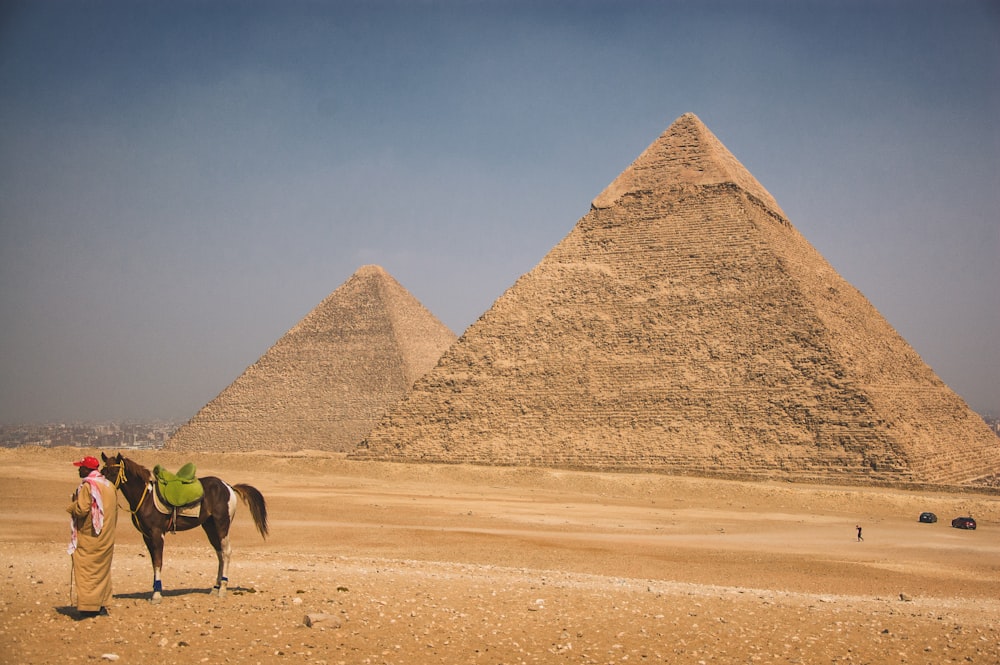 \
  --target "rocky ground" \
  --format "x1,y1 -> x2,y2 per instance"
1,447 -> 998,664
